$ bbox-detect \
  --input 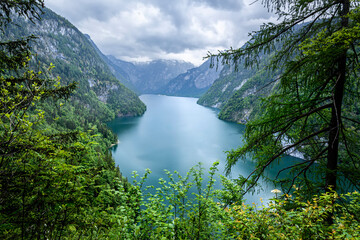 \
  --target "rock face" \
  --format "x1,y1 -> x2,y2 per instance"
84,34 -> 137,92
197,64 -> 253,108
7,8 -> 146,118
197,55 -> 277,123
106,56 -> 194,94
163,60 -> 223,97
